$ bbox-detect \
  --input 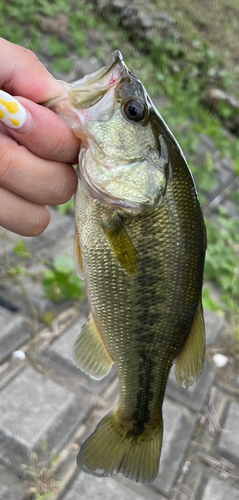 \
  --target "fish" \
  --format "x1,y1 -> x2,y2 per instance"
46,51 -> 206,483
